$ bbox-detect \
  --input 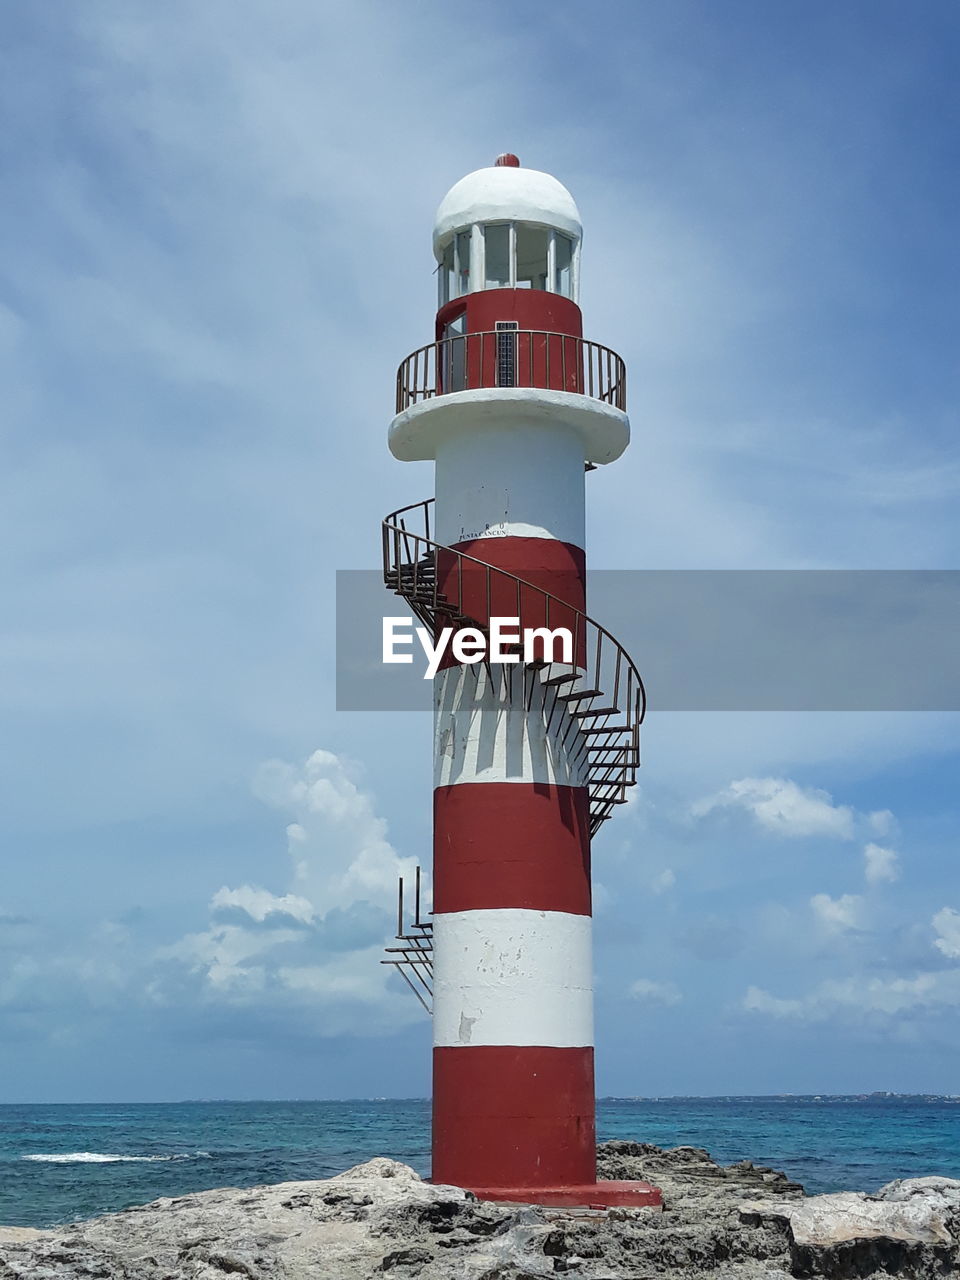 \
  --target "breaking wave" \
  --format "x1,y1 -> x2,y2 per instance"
23,1151 -> 212,1164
